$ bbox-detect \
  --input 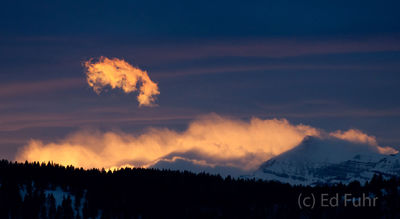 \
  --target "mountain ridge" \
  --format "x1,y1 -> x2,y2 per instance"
252,136 -> 400,185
